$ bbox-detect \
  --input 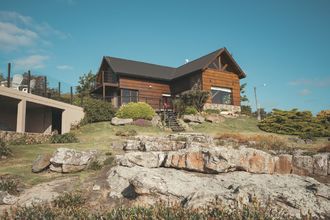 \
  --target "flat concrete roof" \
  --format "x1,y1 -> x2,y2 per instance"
0,86 -> 83,111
